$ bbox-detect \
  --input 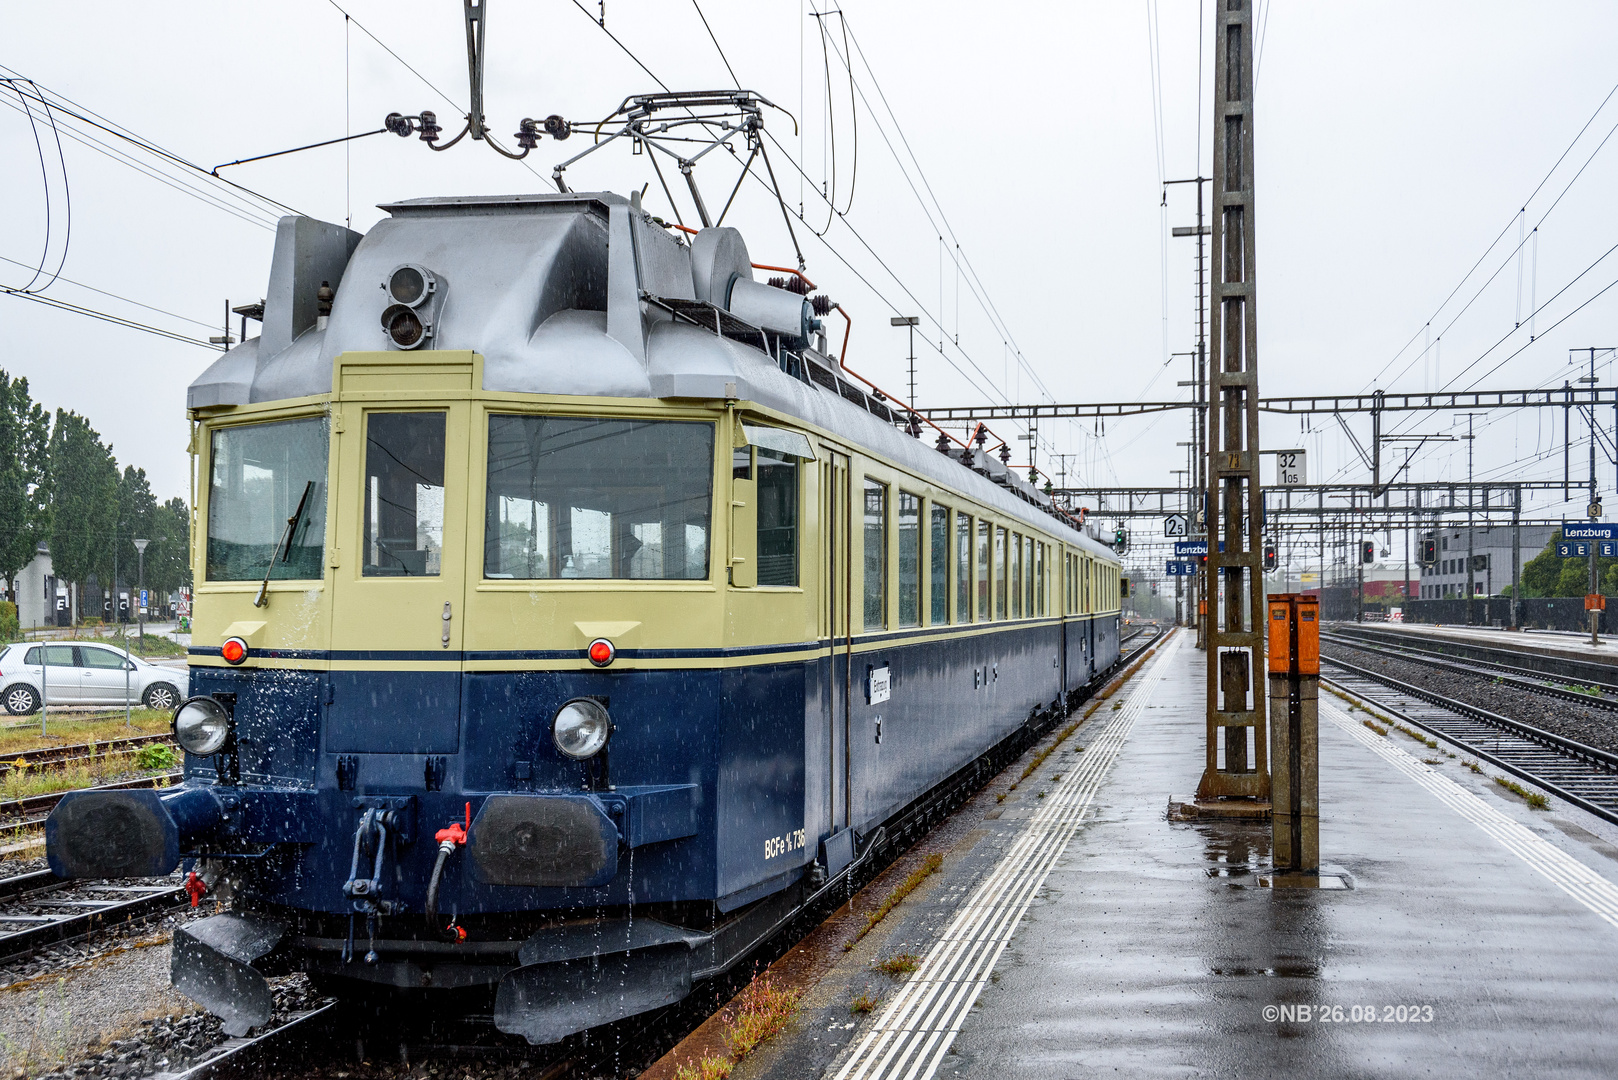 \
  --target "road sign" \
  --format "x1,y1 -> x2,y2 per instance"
1275,449 -> 1306,485
1163,513 -> 1188,537
1166,560 -> 1196,576
1563,523 -> 1618,540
